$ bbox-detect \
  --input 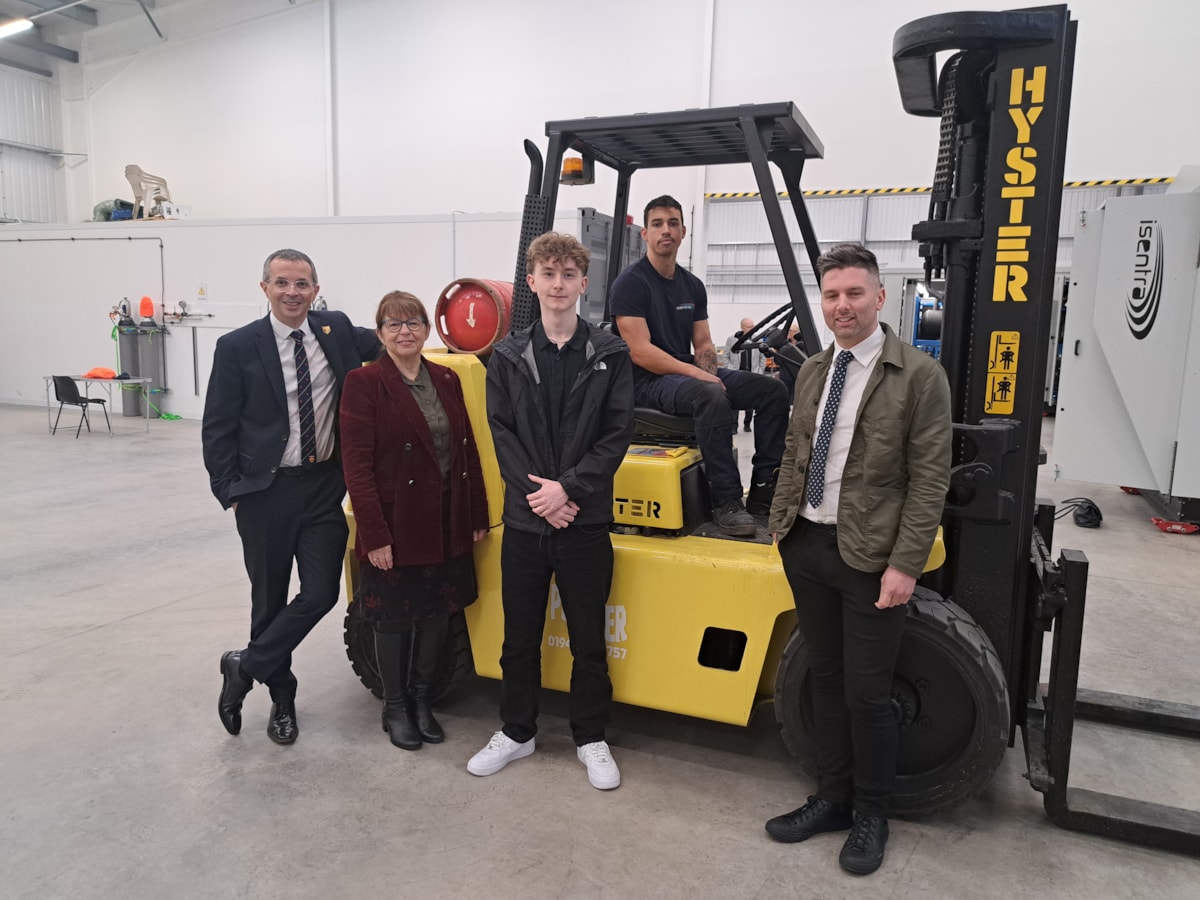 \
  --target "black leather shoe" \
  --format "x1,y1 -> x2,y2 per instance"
218,650 -> 253,735
268,701 -> 298,745
765,795 -> 852,843
839,813 -> 889,875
